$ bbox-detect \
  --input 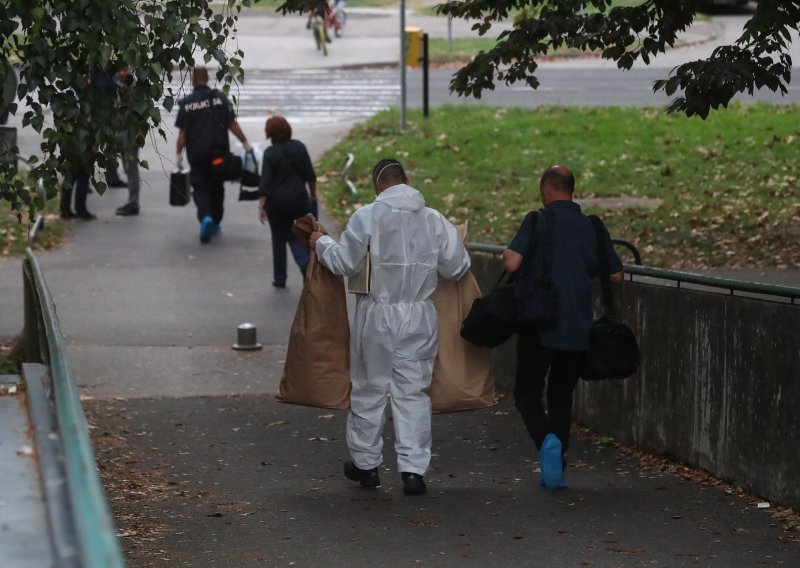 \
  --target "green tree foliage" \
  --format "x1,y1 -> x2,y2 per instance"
0,0 -> 252,219
432,0 -> 799,119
